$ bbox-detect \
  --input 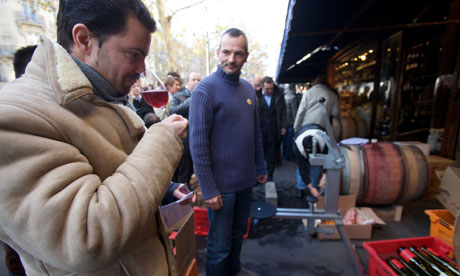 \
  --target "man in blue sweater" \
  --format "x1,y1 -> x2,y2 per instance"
189,28 -> 267,276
